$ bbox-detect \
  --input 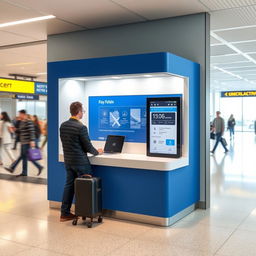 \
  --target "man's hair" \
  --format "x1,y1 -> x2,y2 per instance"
70,102 -> 83,116
19,110 -> 26,114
